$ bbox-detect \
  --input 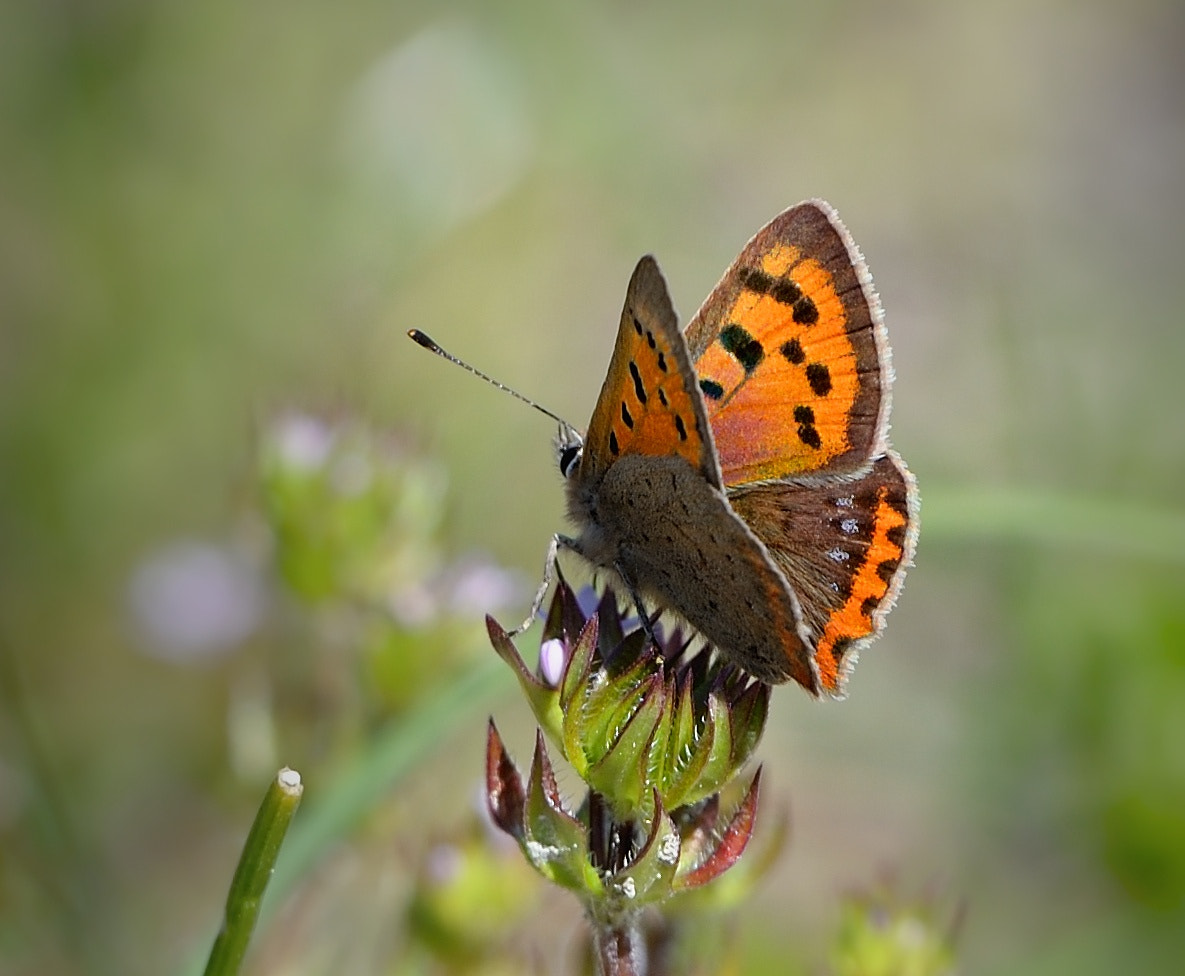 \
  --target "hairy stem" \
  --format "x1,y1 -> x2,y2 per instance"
592,915 -> 646,976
